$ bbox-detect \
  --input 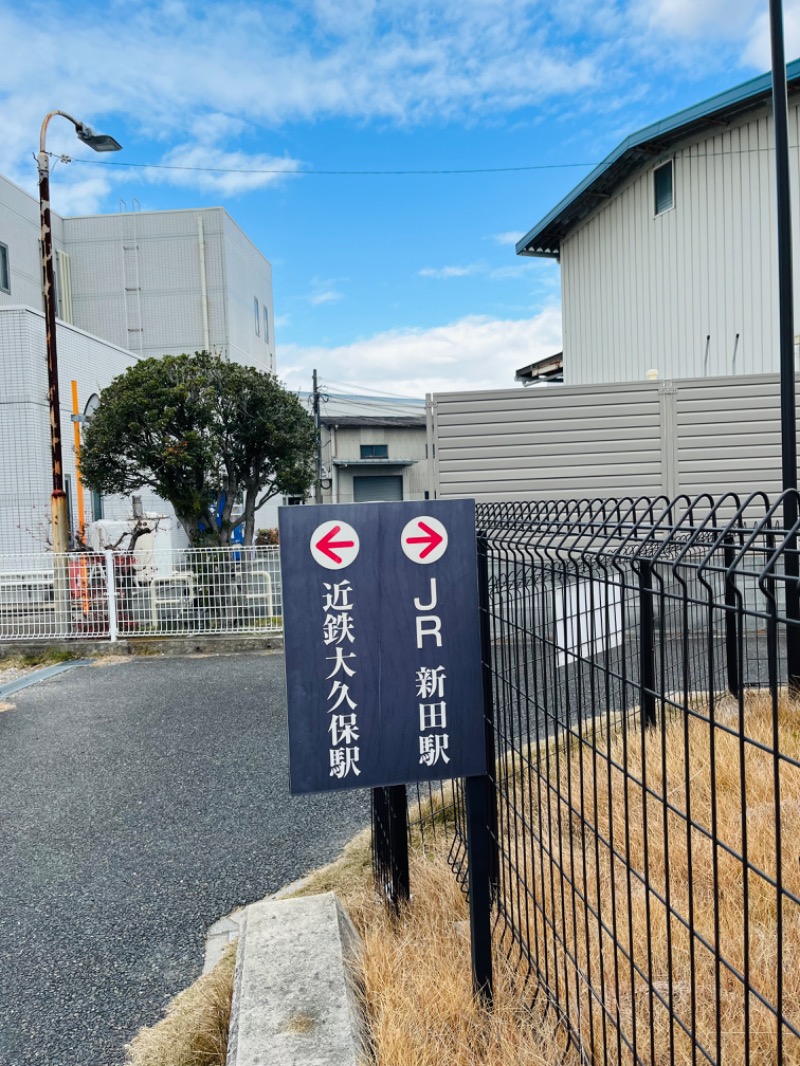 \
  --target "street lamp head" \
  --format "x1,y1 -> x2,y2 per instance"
75,124 -> 122,153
